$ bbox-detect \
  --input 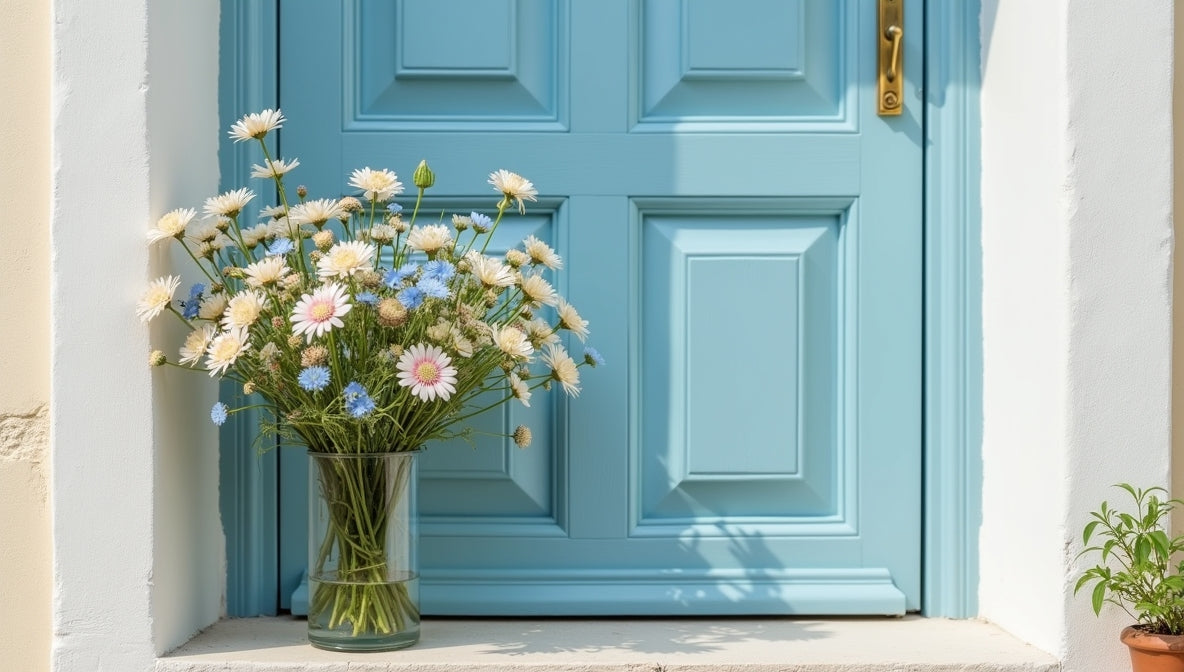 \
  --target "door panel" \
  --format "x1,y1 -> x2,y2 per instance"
278,0 -> 922,615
